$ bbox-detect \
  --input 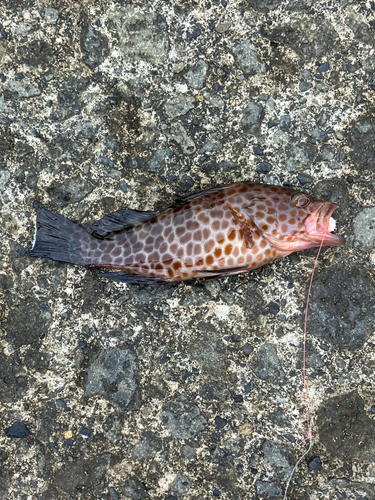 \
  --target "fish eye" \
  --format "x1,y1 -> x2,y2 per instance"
291,193 -> 311,208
